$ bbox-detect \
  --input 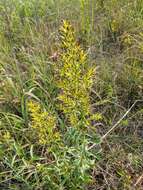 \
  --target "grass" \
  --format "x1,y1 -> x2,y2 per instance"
0,0 -> 143,189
